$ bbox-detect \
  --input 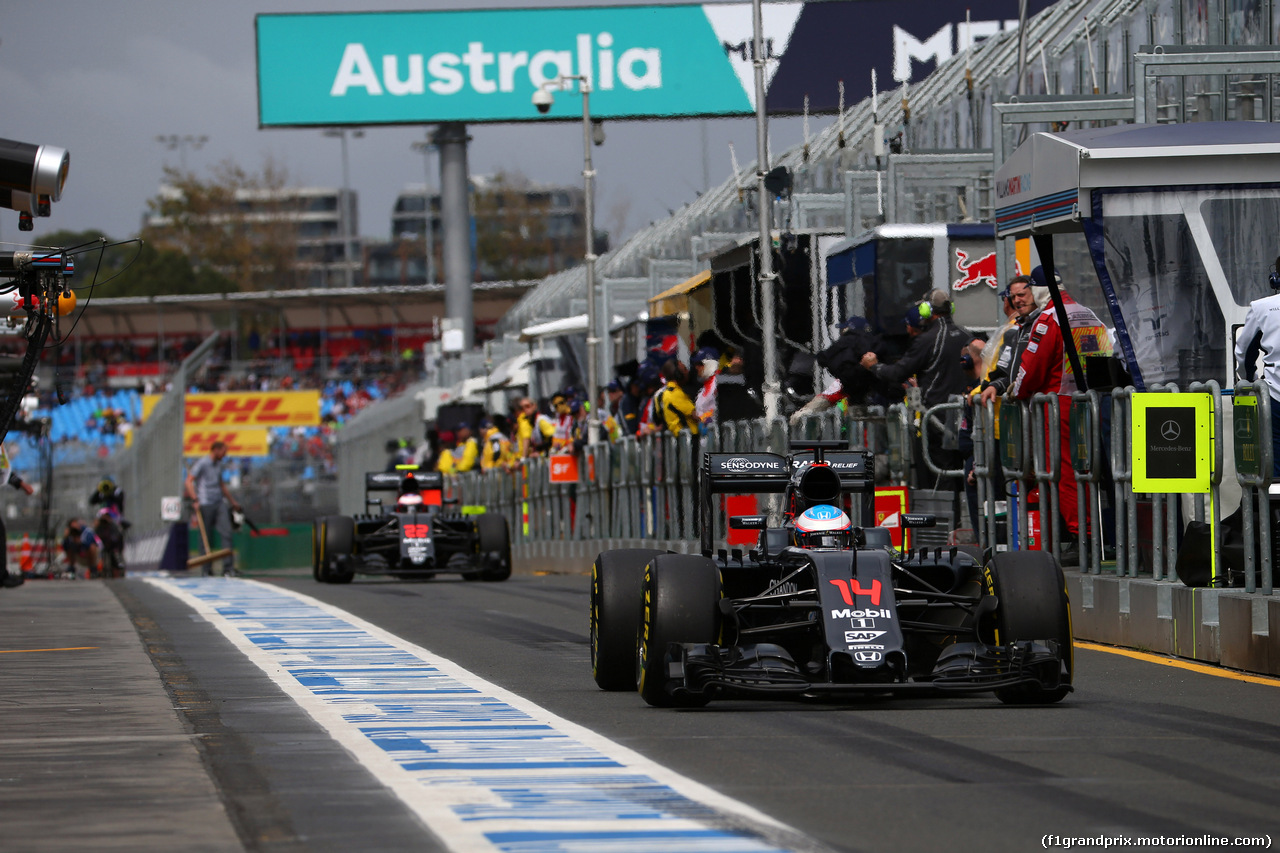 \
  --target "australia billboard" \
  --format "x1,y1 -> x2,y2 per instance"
256,1 -> 1053,127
